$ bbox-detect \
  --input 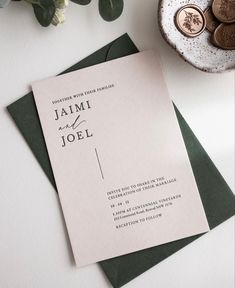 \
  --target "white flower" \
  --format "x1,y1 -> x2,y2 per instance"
51,8 -> 66,26
51,0 -> 69,26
